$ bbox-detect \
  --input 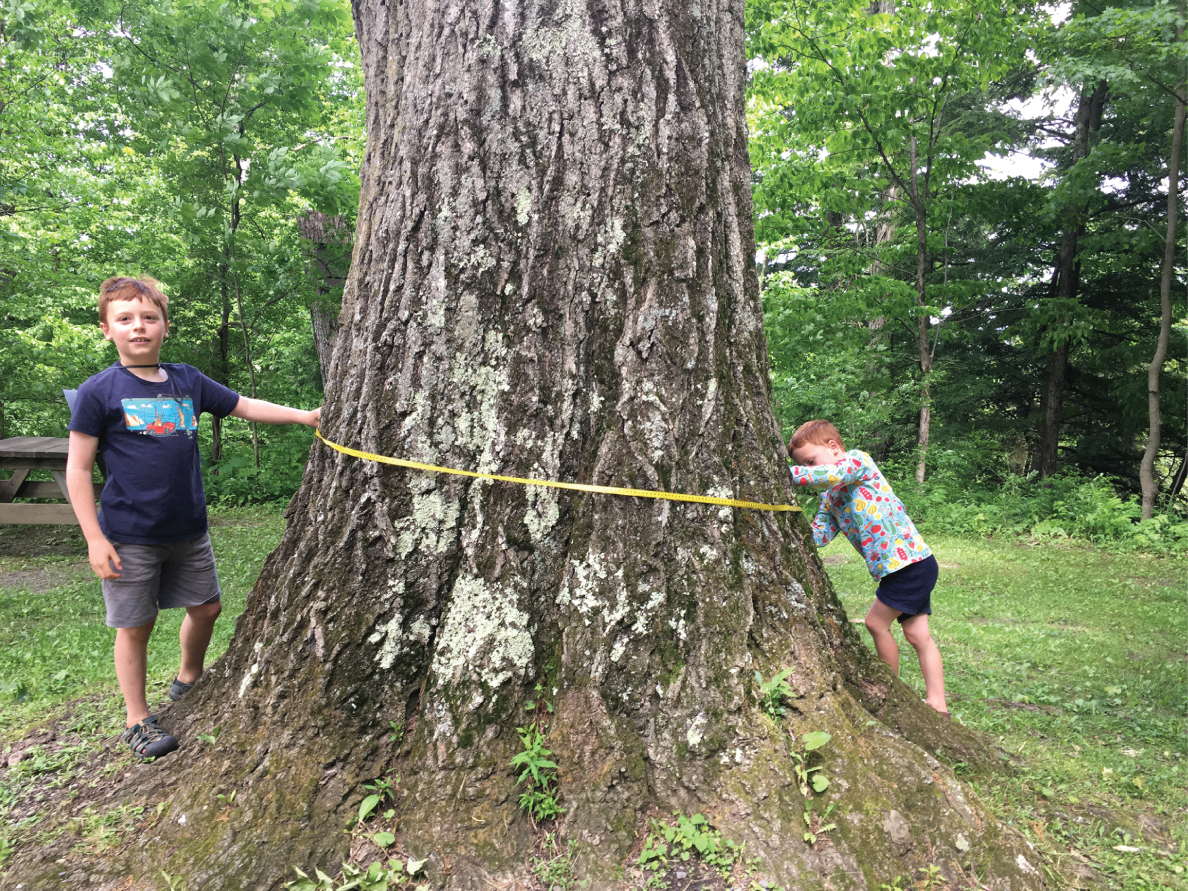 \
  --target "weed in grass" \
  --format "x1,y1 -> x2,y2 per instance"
73,802 -> 148,852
